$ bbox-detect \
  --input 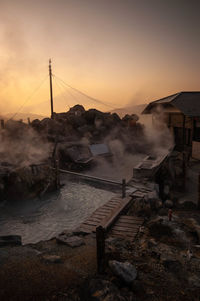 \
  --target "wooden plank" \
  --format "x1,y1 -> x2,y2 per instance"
110,197 -> 122,200
103,203 -> 117,207
83,221 -> 99,226
118,217 -> 144,222
98,208 -> 113,213
113,223 -> 140,230
115,216 -> 143,224
119,215 -> 144,220
108,200 -> 122,205
116,218 -> 142,224
114,223 -> 141,230
92,212 -> 108,217
96,209 -> 113,214
86,217 -> 102,222
116,217 -> 143,223
104,204 -> 117,209
112,225 -> 139,232
109,231 -> 134,238
102,197 -> 132,230
80,225 -> 96,232
110,233 -> 136,241
111,227 -> 138,234
110,232 -> 137,237
79,227 -> 93,233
